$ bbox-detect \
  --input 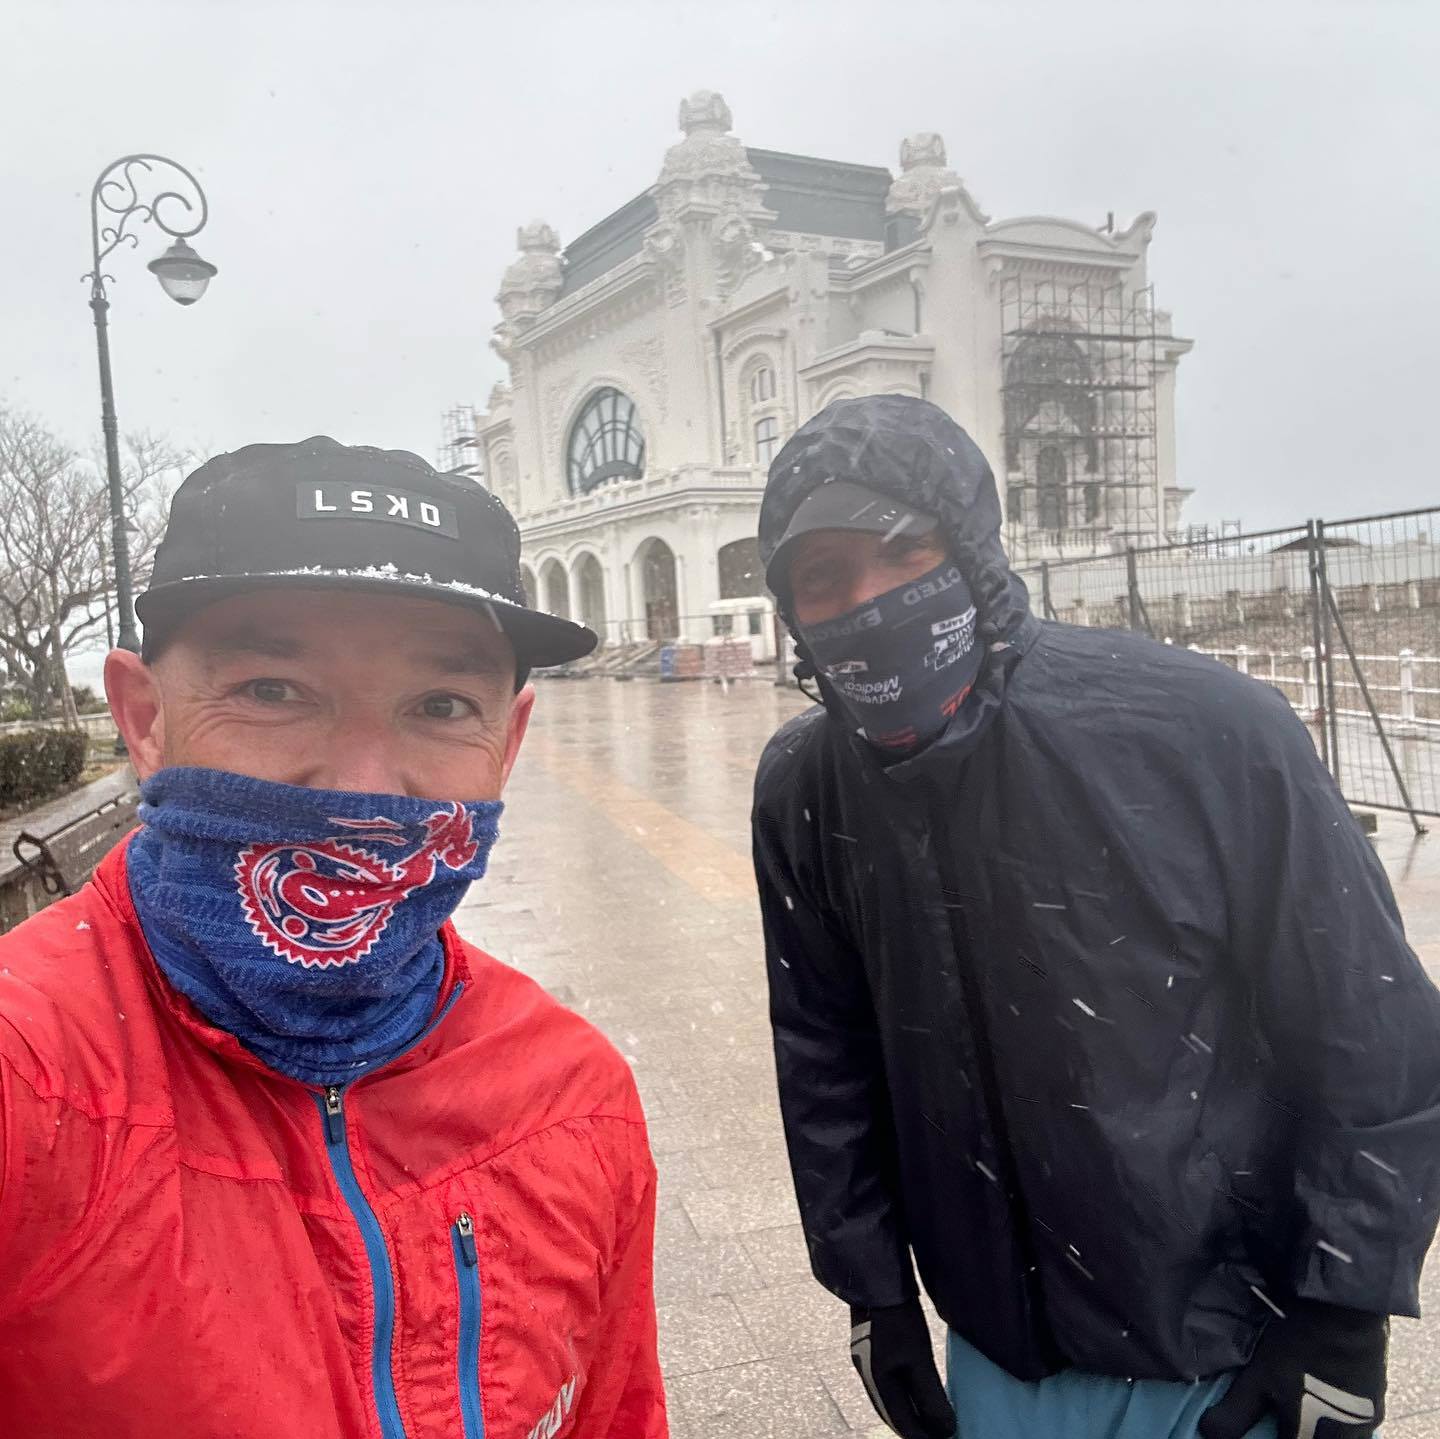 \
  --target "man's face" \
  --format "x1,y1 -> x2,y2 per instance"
106,588 -> 534,802
785,527 -> 950,627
